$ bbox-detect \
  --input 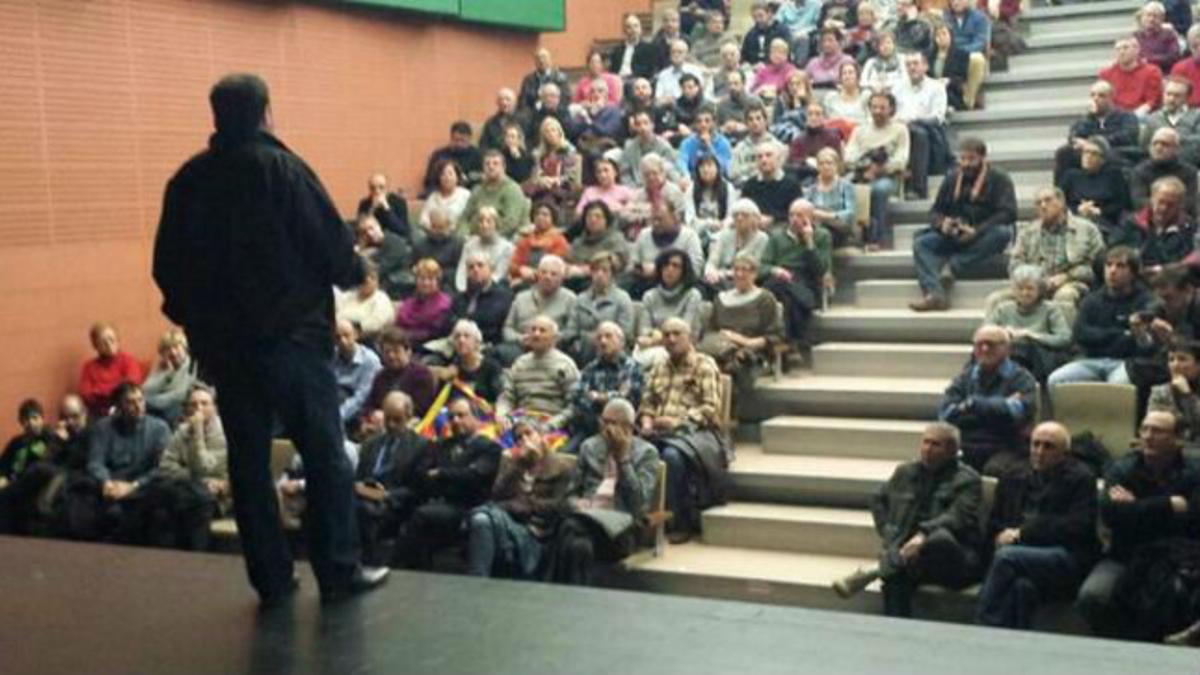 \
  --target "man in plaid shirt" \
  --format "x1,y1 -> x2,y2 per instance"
564,322 -> 644,454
